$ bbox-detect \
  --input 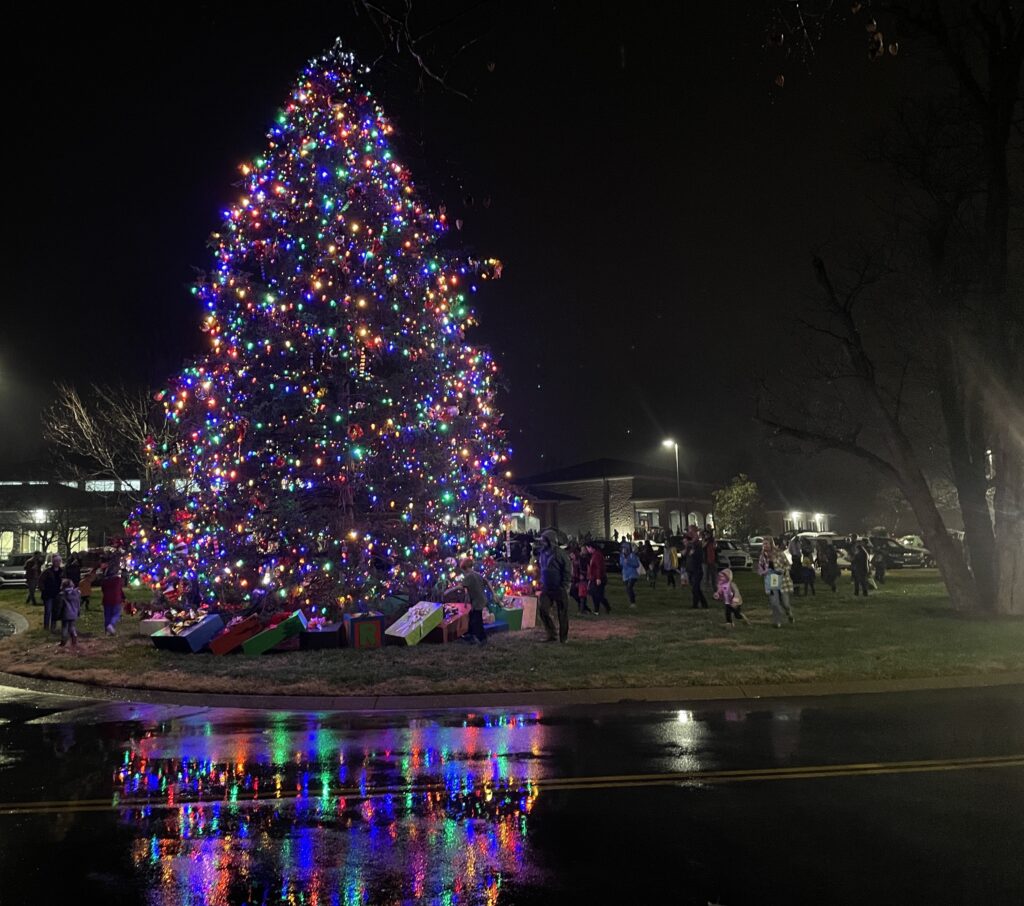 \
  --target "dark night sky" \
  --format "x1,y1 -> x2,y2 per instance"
3,2 -> 899,521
